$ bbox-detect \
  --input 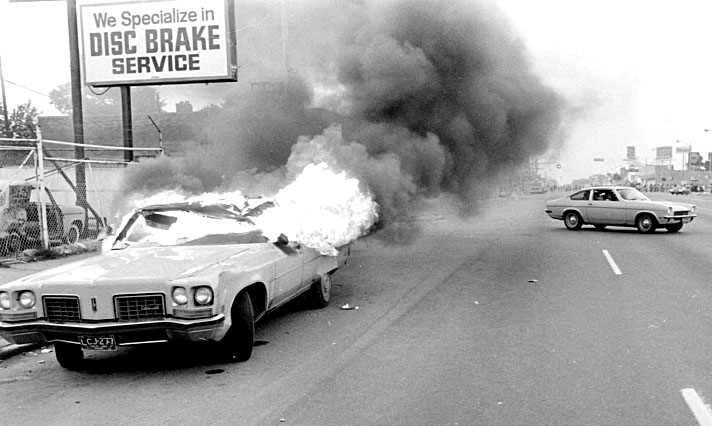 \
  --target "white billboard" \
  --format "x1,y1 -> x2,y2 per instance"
79,0 -> 237,87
